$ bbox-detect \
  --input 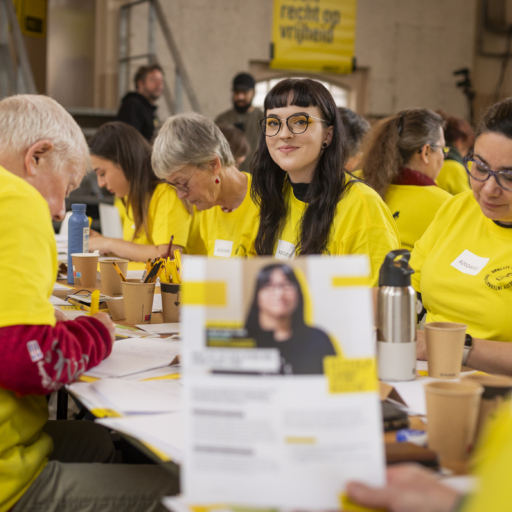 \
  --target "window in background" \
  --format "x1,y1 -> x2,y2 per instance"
253,78 -> 348,109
